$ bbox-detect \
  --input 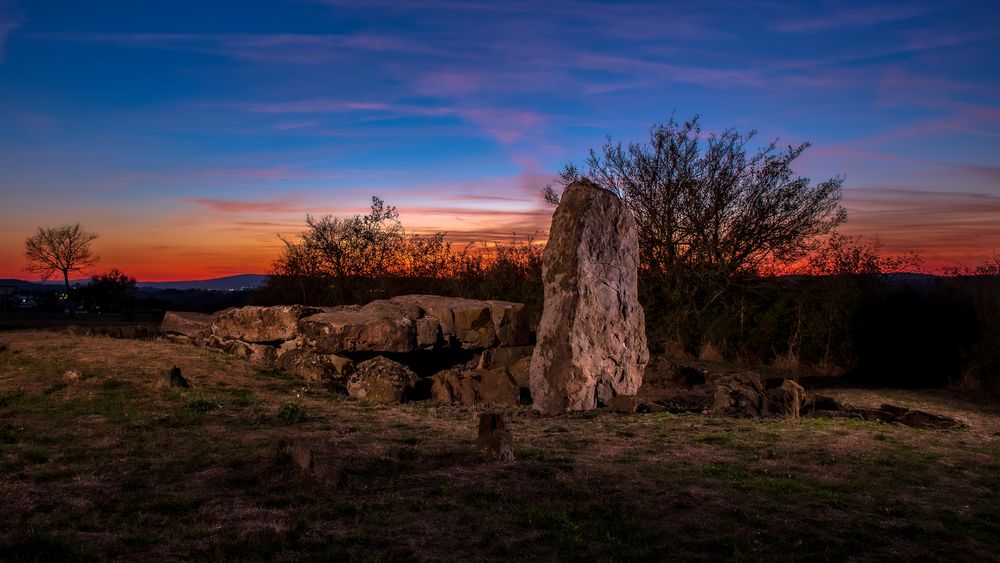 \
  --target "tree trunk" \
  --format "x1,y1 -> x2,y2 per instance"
63,270 -> 73,317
